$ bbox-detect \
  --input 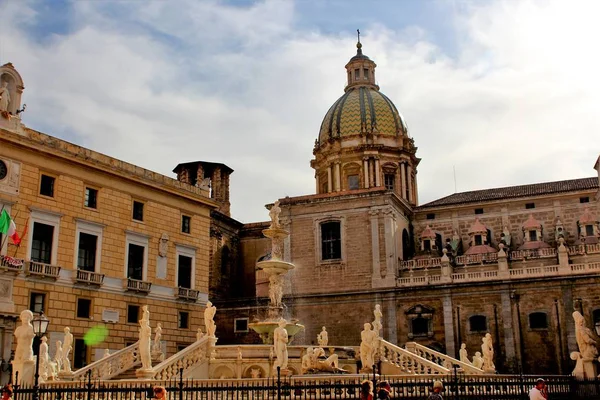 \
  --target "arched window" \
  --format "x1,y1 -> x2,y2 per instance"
469,315 -> 487,333
529,312 -> 548,330
402,229 -> 412,260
